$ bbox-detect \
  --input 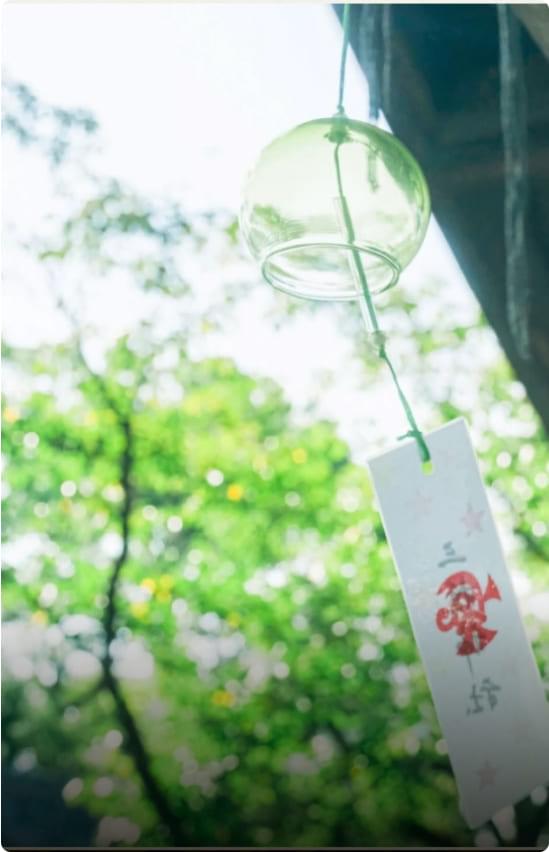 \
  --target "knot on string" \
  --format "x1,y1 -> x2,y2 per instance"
368,329 -> 387,356
334,3 -> 431,470
397,428 -> 431,467
377,342 -> 432,467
